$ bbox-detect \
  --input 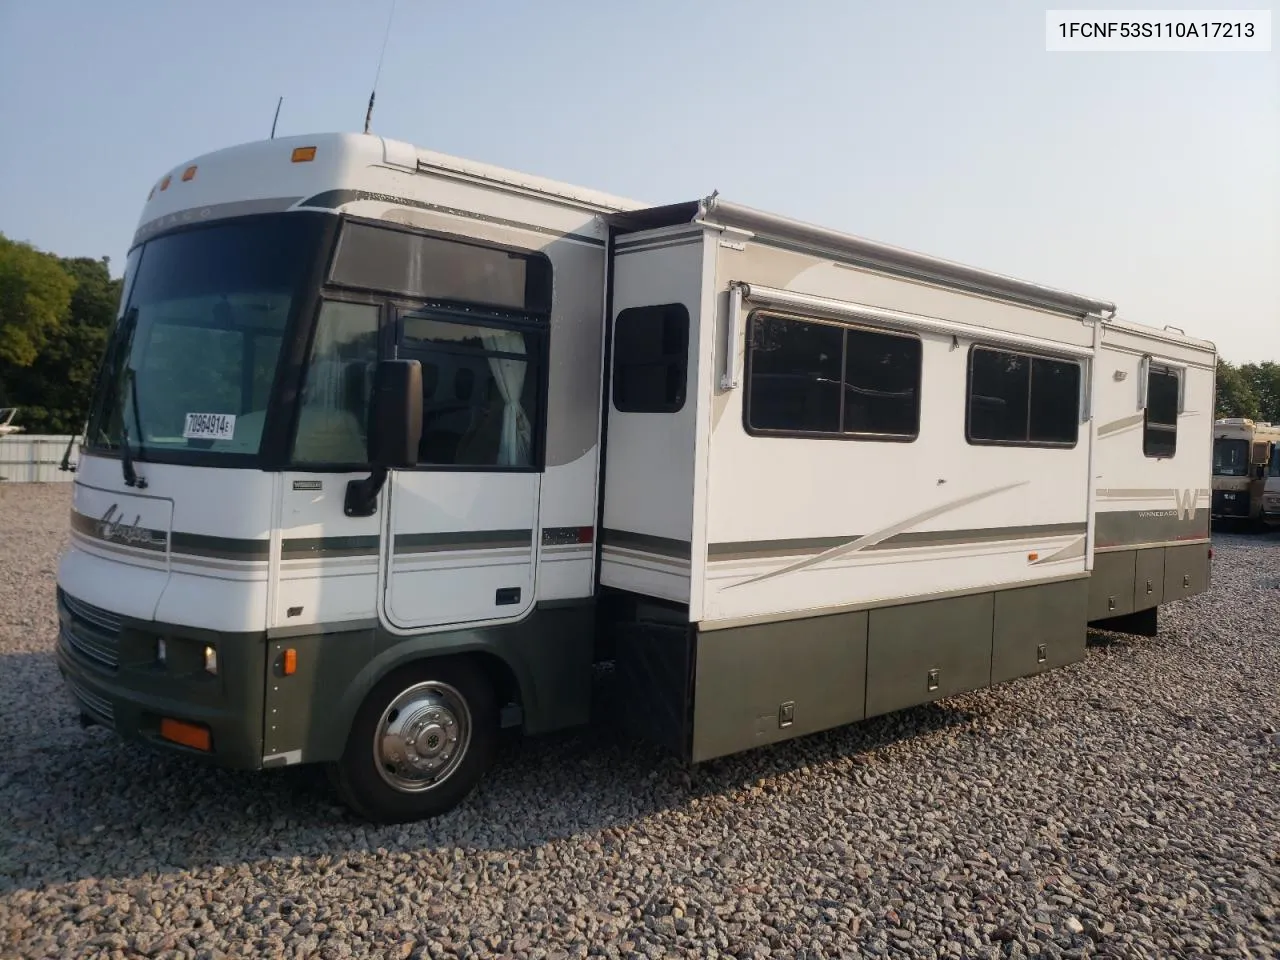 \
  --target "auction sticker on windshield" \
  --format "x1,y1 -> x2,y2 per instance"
183,413 -> 236,440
